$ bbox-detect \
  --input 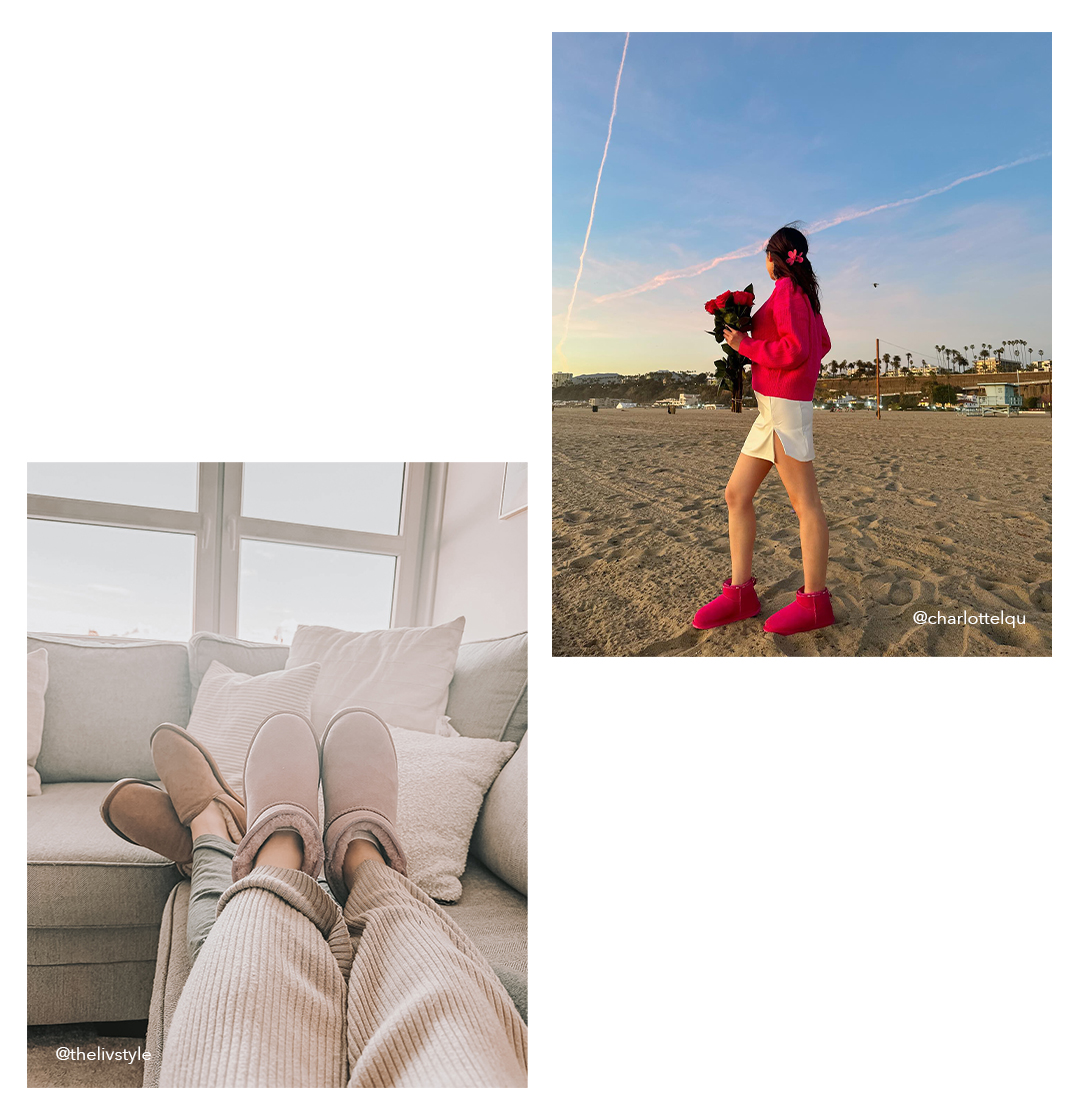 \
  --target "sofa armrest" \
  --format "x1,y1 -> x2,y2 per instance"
143,882 -> 193,1088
